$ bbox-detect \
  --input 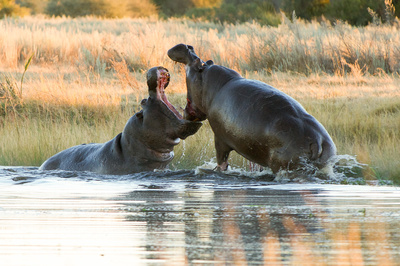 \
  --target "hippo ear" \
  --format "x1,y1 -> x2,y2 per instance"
193,58 -> 205,72
176,120 -> 202,139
